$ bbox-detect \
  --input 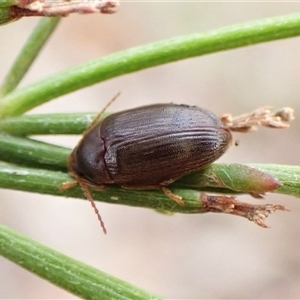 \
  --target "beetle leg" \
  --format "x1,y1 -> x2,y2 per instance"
121,184 -> 185,206
60,176 -> 107,234
161,187 -> 185,206
59,180 -> 78,192
61,177 -> 106,192
80,181 -> 107,191
249,192 -> 264,199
